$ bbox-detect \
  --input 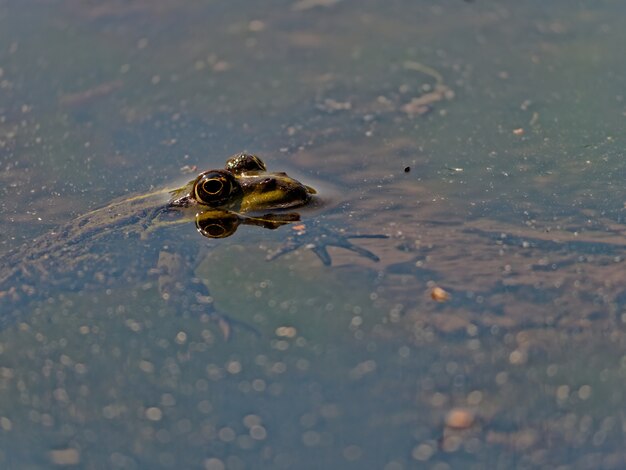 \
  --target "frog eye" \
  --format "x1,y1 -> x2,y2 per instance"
193,170 -> 241,206
225,153 -> 267,174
